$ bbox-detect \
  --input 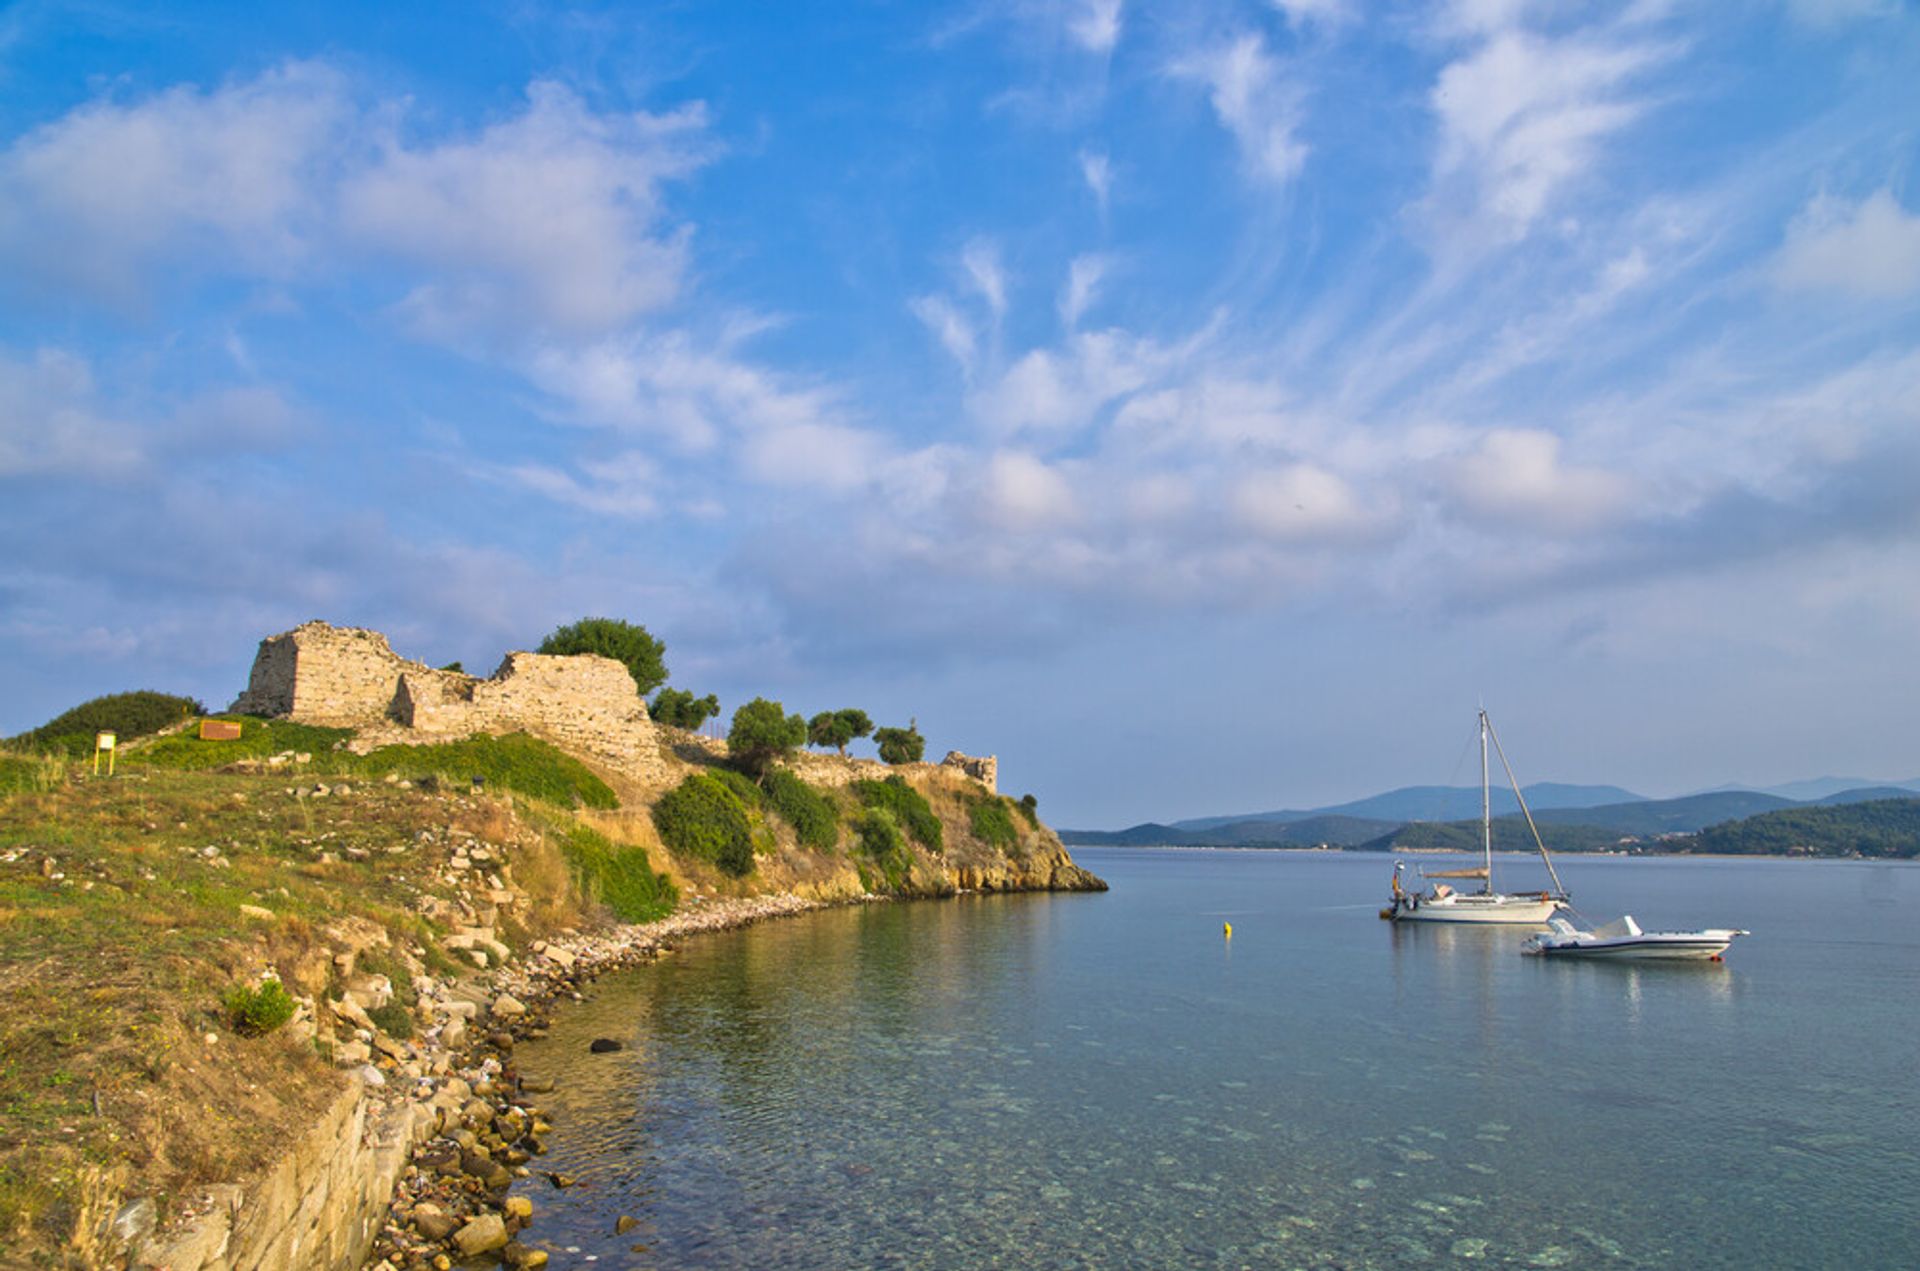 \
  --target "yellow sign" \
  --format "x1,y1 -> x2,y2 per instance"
93,732 -> 117,777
